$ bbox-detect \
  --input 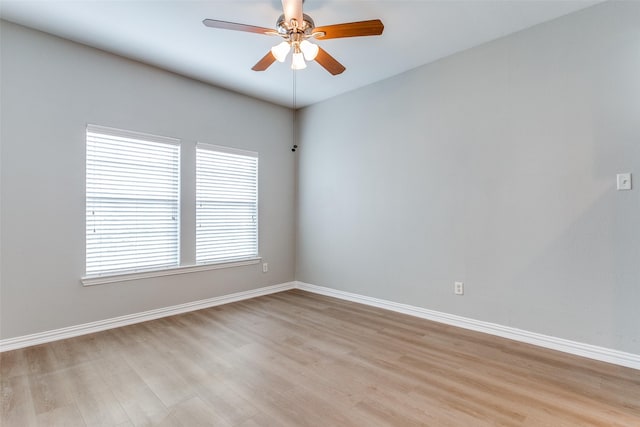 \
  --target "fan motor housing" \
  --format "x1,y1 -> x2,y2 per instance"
276,13 -> 315,35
